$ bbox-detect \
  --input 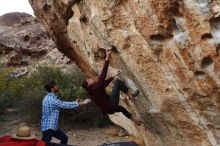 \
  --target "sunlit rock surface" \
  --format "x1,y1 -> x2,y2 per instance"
29,1 -> 220,145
